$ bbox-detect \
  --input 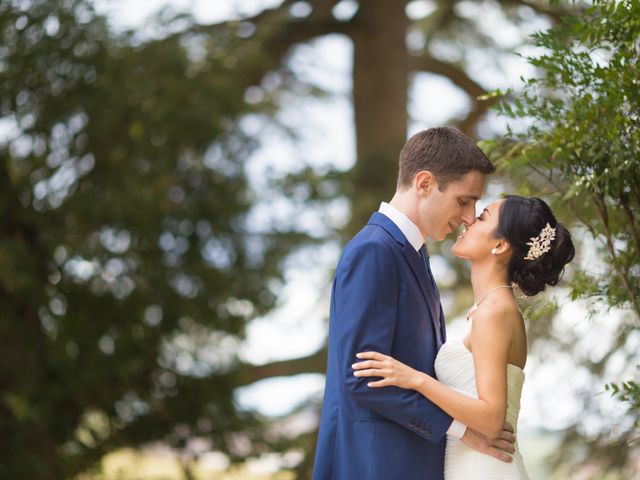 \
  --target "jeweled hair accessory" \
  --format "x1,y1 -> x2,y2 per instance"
524,223 -> 556,260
